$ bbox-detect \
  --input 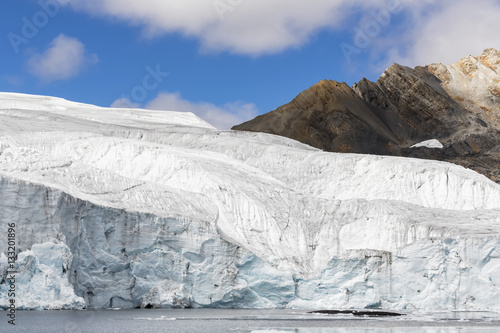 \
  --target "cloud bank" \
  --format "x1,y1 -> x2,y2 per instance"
59,1 -> 500,65
392,0 -> 500,66
60,0 -> 366,55
112,92 -> 259,130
